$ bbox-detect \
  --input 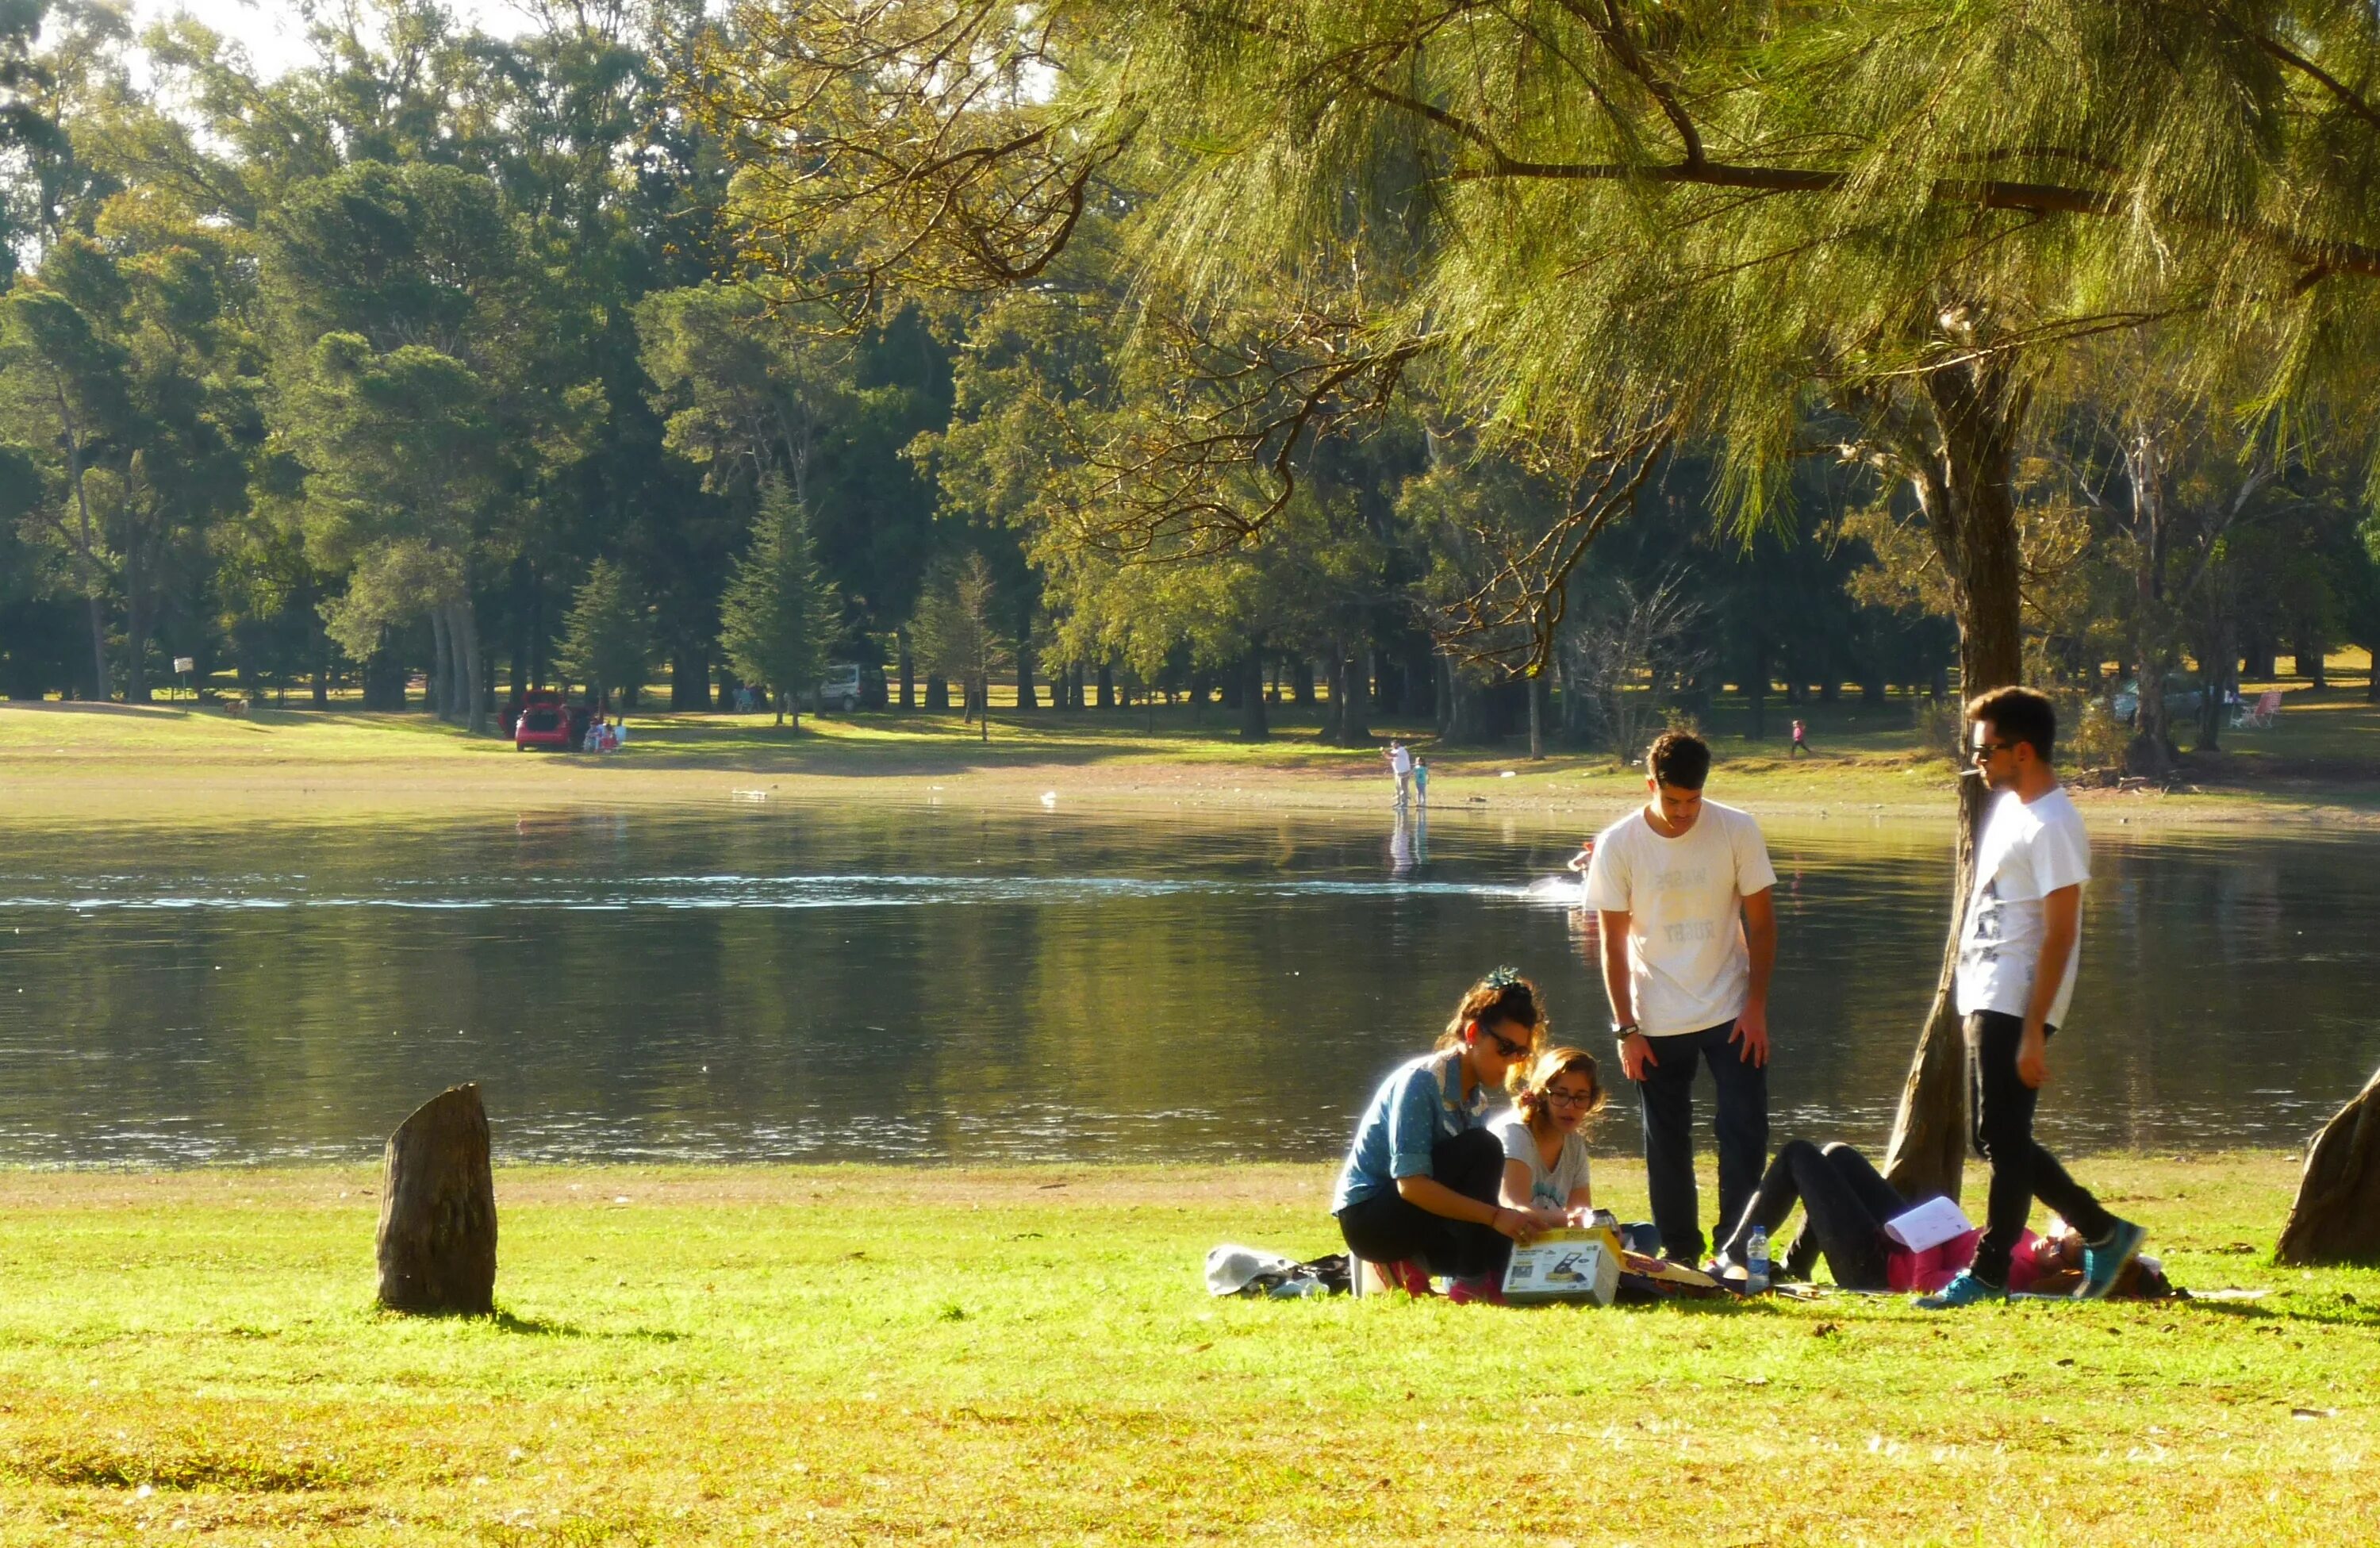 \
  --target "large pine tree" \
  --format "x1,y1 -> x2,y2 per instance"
719,481 -> 839,727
